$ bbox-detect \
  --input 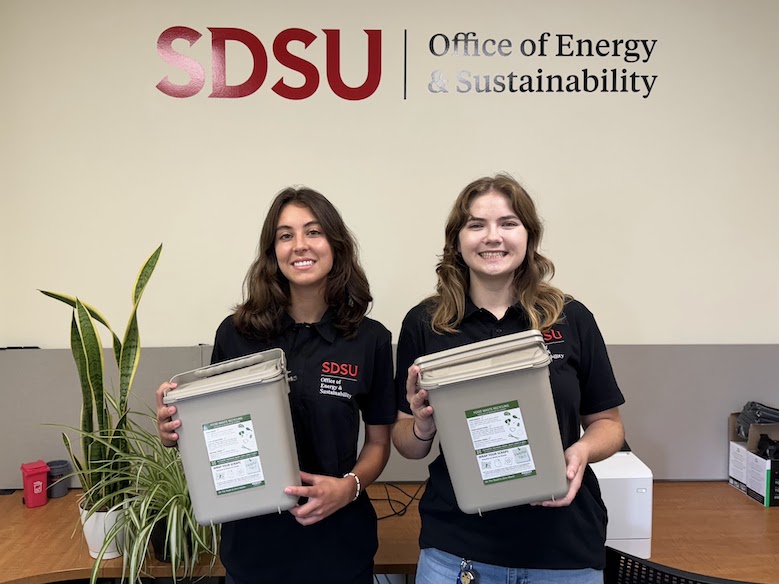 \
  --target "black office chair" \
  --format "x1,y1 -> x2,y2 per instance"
604,546 -> 758,584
